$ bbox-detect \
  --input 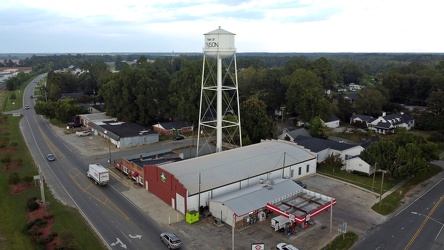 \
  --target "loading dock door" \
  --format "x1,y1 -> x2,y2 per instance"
176,194 -> 185,214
